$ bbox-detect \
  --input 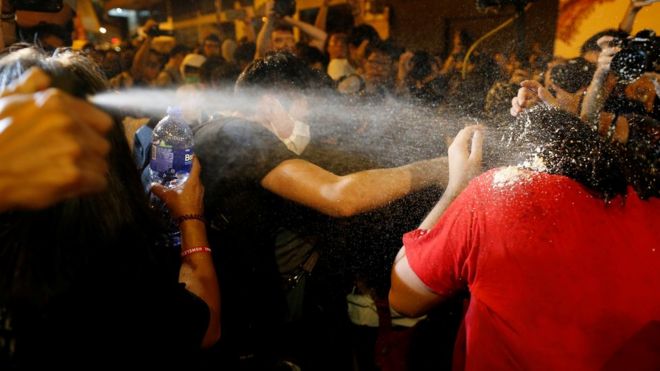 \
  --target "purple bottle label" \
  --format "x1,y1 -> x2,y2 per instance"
150,144 -> 193,175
